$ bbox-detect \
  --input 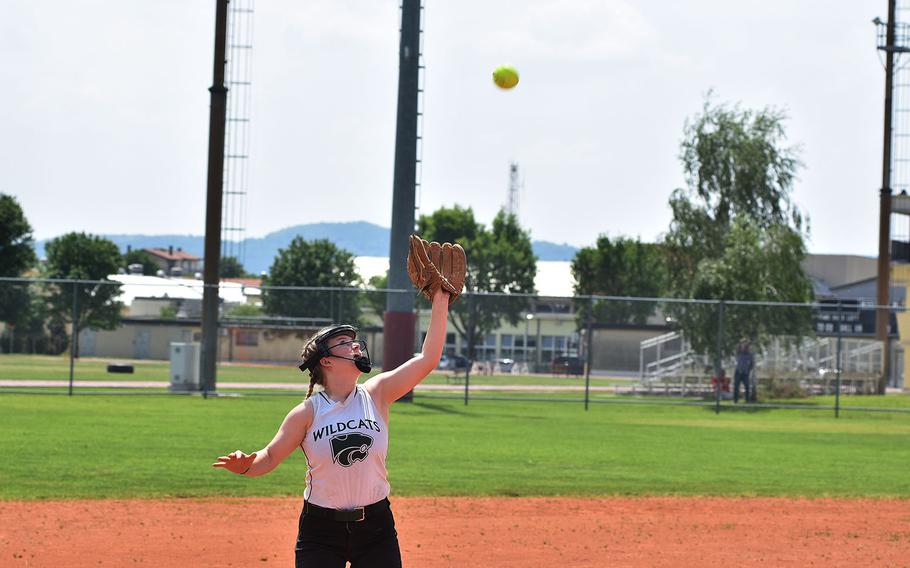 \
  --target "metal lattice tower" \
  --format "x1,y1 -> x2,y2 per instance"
891,4 -> 910,194
506,161 -> 522,218
413,0 -> 426,219
221,0 -> 255,265
878,3 -> 910,263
